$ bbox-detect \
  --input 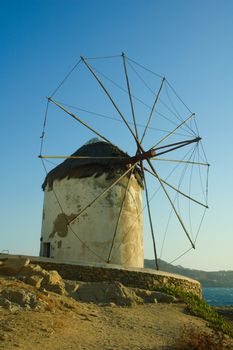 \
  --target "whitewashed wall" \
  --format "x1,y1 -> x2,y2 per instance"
40,173 -> 144,268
